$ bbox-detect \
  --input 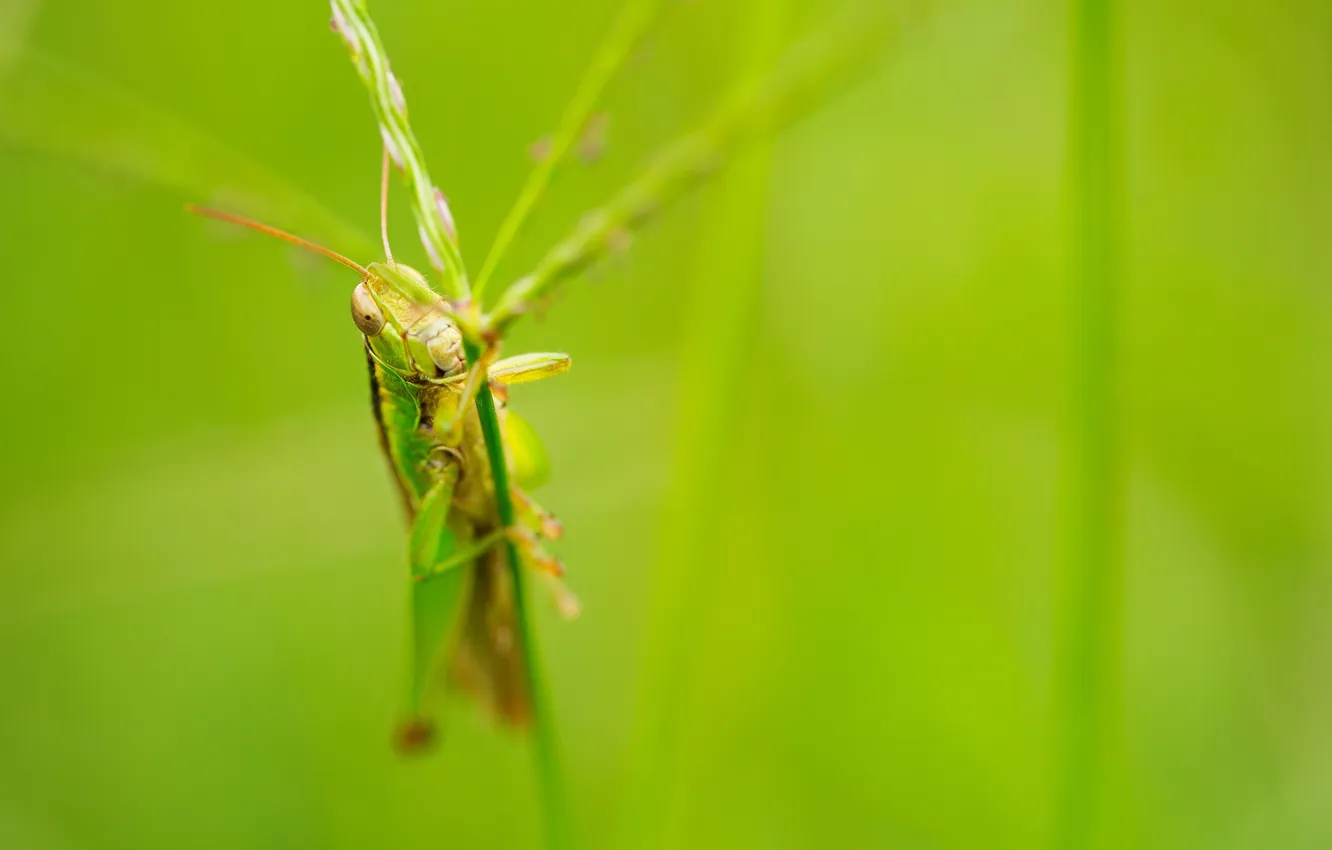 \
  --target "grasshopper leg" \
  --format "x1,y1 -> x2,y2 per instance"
505,526 -> 581,620
487,352 -> 571,386
512,486 -> 564,541
413,529 -> 506,584
439,344 -> 499,440
416,522 -> 579,621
